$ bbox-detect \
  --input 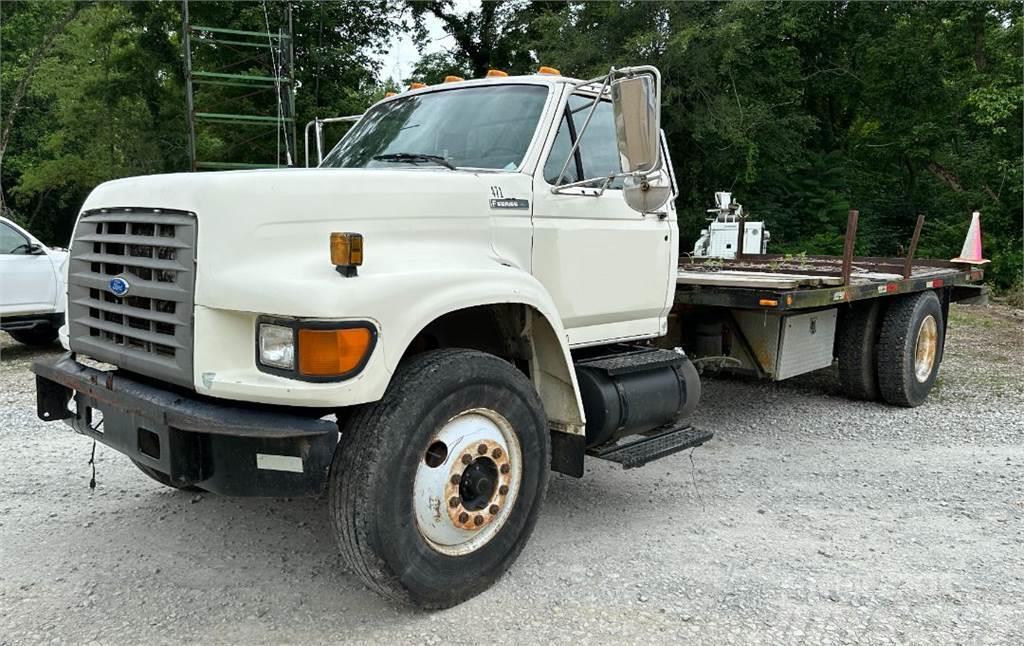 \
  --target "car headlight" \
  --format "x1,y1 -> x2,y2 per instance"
257,319 -> 377,381
258,323 -> 295,370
